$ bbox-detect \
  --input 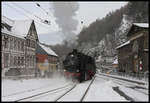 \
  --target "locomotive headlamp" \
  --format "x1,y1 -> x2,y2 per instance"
76,69 -> 79,72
